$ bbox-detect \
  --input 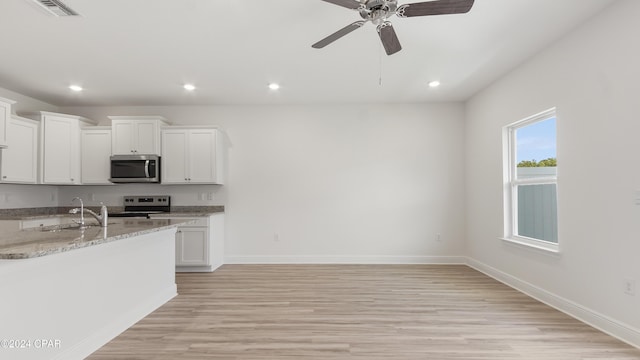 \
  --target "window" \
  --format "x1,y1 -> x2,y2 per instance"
503,108 -> 558,252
